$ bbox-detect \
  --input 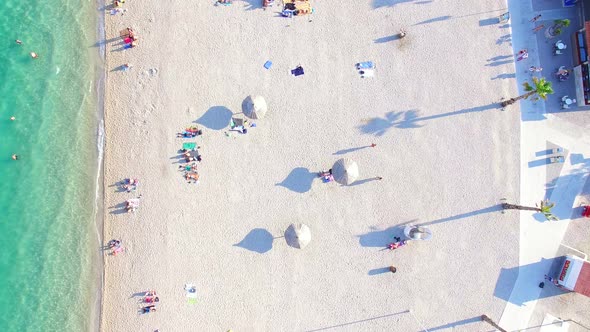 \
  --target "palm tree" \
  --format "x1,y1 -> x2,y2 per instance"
547,19 -> 571,37
501,77 -> 553,107
502,199 -> 558,221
